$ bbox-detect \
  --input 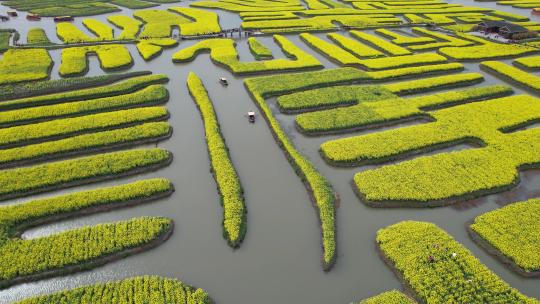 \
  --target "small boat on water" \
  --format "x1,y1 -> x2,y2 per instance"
7,10 -> 17,17
54,16 -> 74,22
247,111 -> 256,123
533,8 -> 540,13
26,13 -> 41,21
219,77 -> 228,86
